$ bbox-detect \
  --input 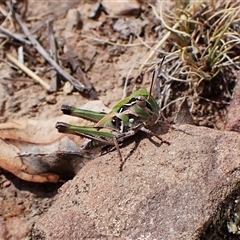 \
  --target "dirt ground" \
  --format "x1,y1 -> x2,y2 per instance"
0,0 -> 239,239
0,1 -> 164,239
